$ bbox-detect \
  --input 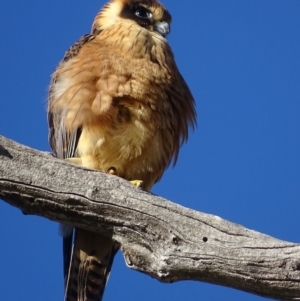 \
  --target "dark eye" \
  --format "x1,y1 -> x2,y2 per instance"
135,7 -> 152,19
